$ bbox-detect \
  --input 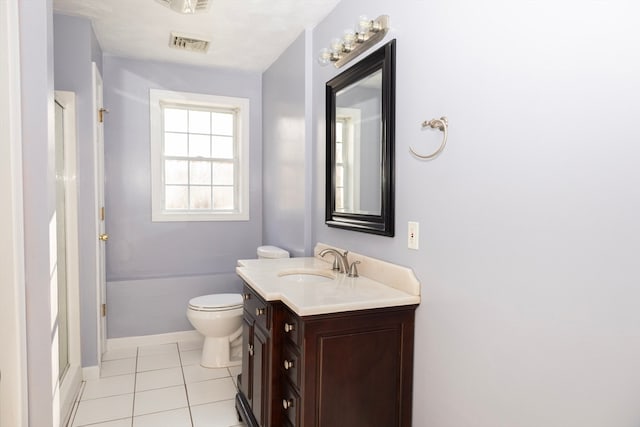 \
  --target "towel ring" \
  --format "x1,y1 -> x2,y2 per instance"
410,116 -> 449,160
